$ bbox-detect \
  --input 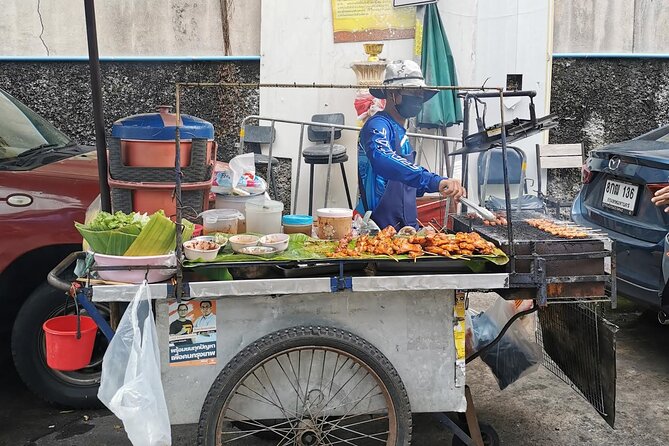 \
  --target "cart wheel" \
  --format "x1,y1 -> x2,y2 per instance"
451,422 -> 500,446
11,283 -> 109,408
198,326 -> 412,445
